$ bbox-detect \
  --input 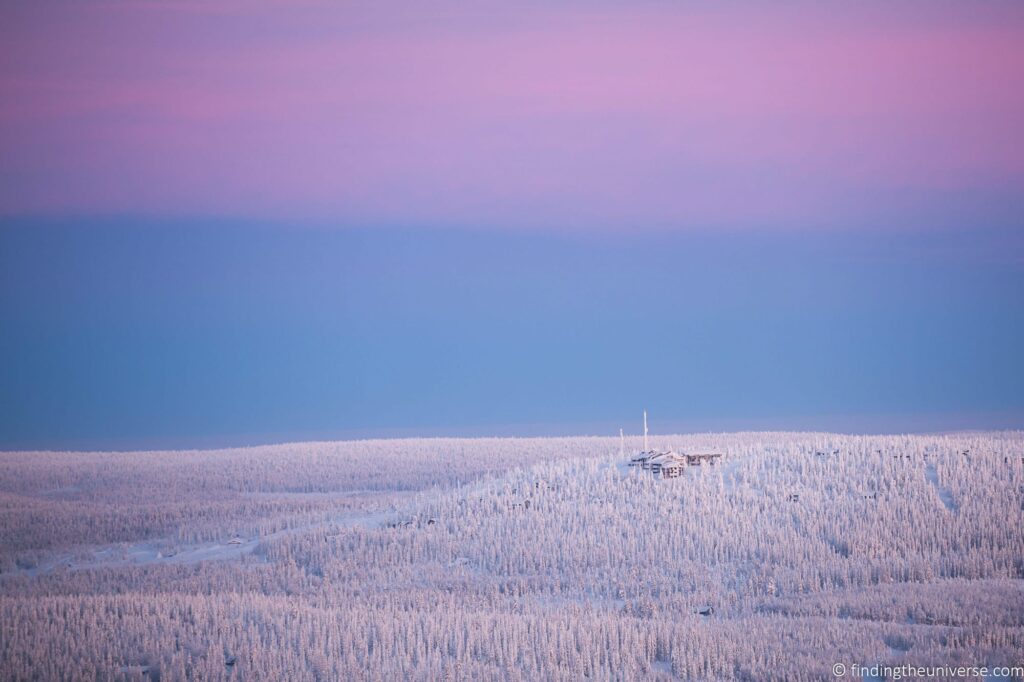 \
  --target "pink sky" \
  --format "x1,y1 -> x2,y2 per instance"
2,1 -> 1023,229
